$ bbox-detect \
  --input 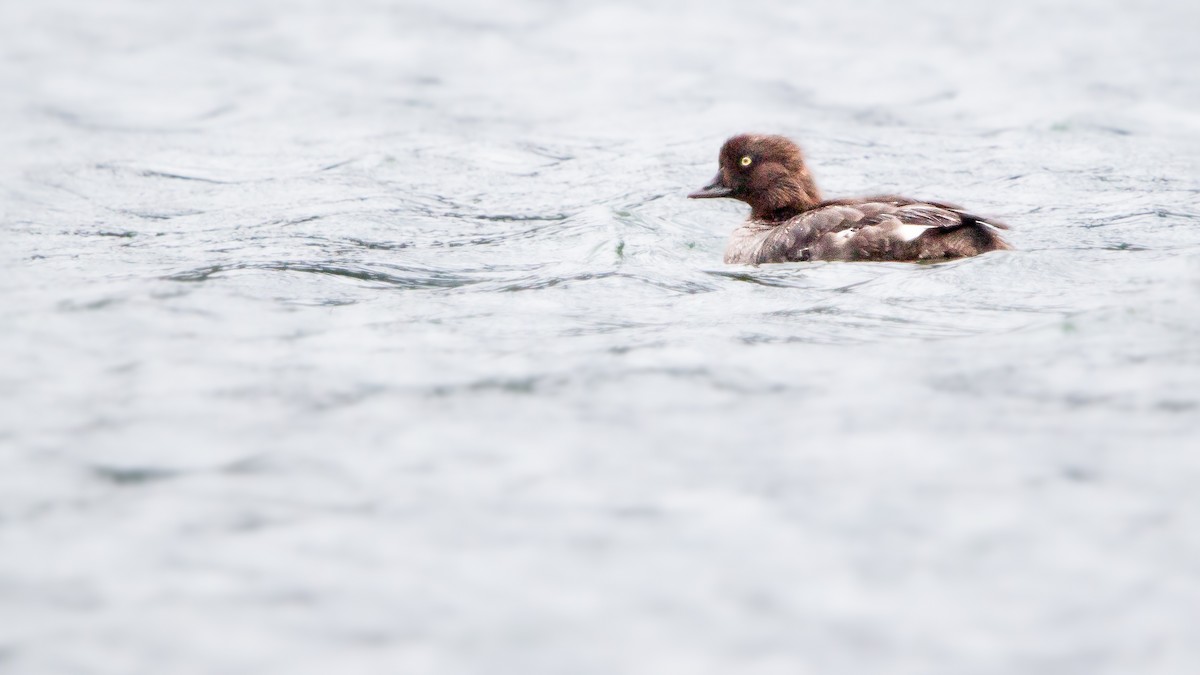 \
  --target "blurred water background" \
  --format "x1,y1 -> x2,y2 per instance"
2,0 -> 1200,673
